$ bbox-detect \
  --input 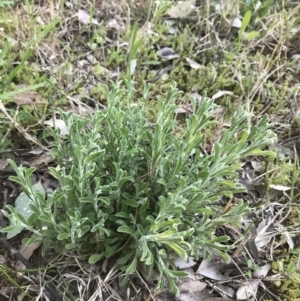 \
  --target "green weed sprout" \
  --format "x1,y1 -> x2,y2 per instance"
0,80 -> 277,294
